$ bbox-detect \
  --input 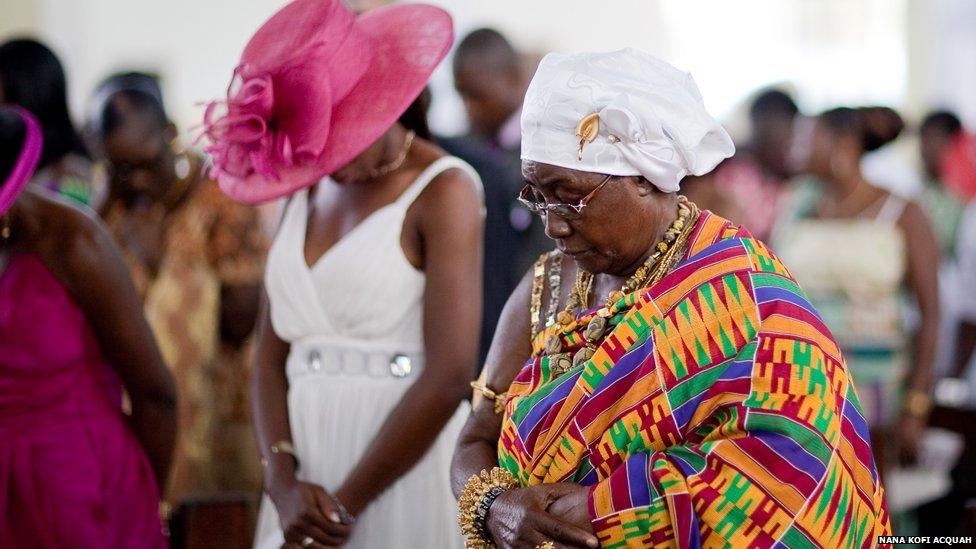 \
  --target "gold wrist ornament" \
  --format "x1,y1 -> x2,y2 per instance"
904,389 -> 932,418
261,440 -> 300,468
458,467 -> 517,548
470,380 -> 508,415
